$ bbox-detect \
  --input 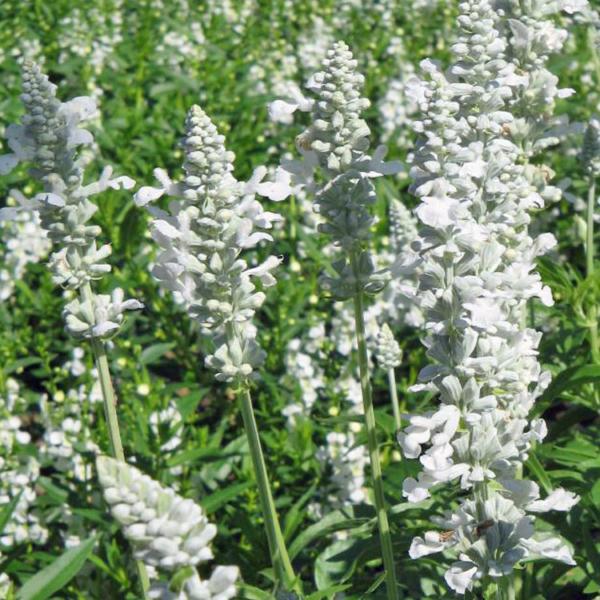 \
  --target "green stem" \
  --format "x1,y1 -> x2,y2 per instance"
237,383 -> 300,595
352,283 -> 399,600
79,284 -> 150,598
587,178 -> 599,364
387,368 -> 402,436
